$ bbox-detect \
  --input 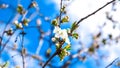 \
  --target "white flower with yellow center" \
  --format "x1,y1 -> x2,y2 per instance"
53,26 -> 70,44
